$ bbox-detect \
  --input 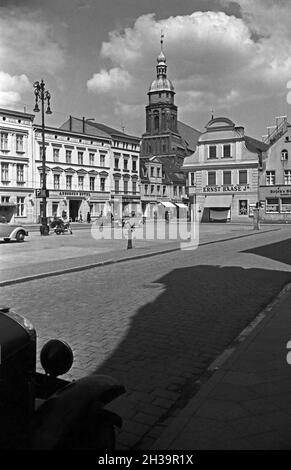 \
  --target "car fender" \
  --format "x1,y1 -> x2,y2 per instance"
9,227 -> 28,239
30,374 -> 125,449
